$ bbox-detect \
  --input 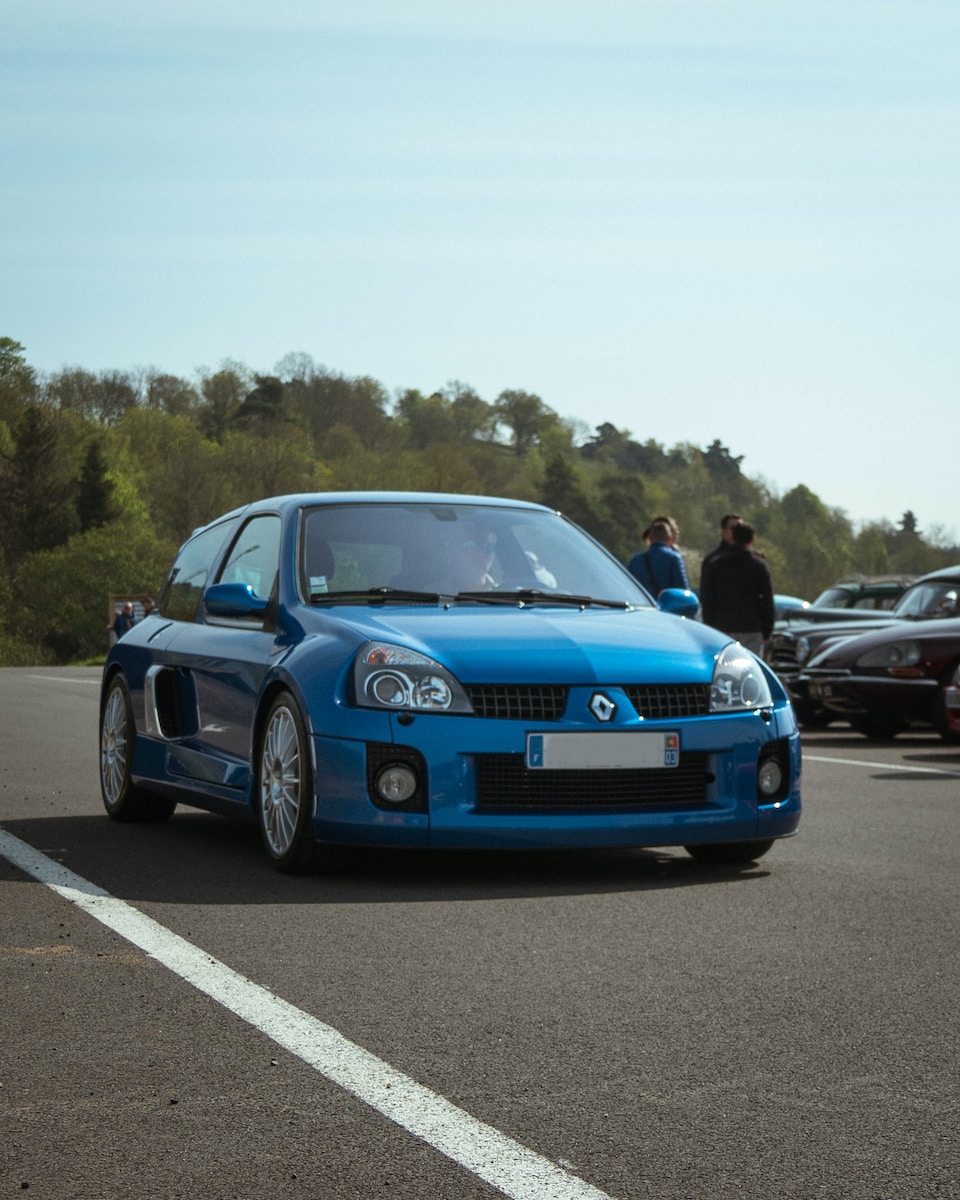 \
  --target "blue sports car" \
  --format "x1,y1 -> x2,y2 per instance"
99,493 -> 801,872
